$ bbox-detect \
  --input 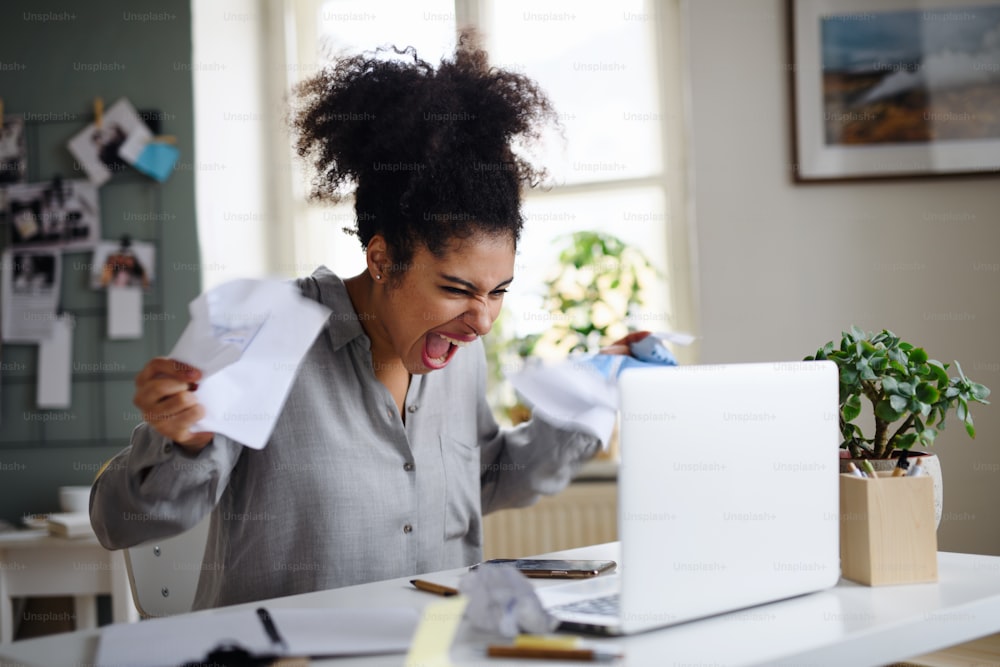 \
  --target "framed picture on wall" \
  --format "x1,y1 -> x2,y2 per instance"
789,0 -> 1000,181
